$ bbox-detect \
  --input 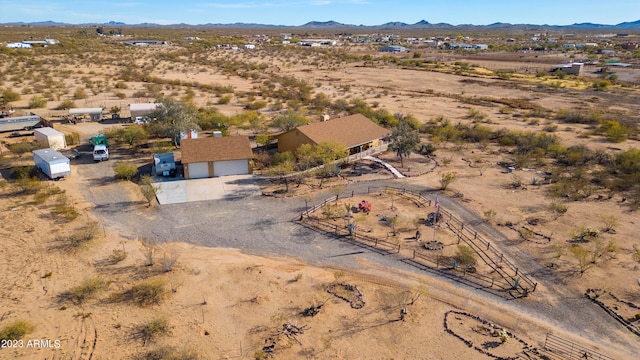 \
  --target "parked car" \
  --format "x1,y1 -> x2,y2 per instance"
93,144 -> 109,161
